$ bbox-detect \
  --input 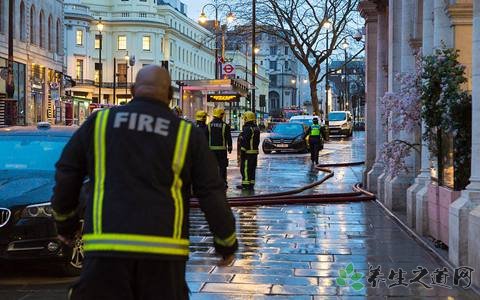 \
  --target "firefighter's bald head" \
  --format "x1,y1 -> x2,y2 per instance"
131,65 -> 173,105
